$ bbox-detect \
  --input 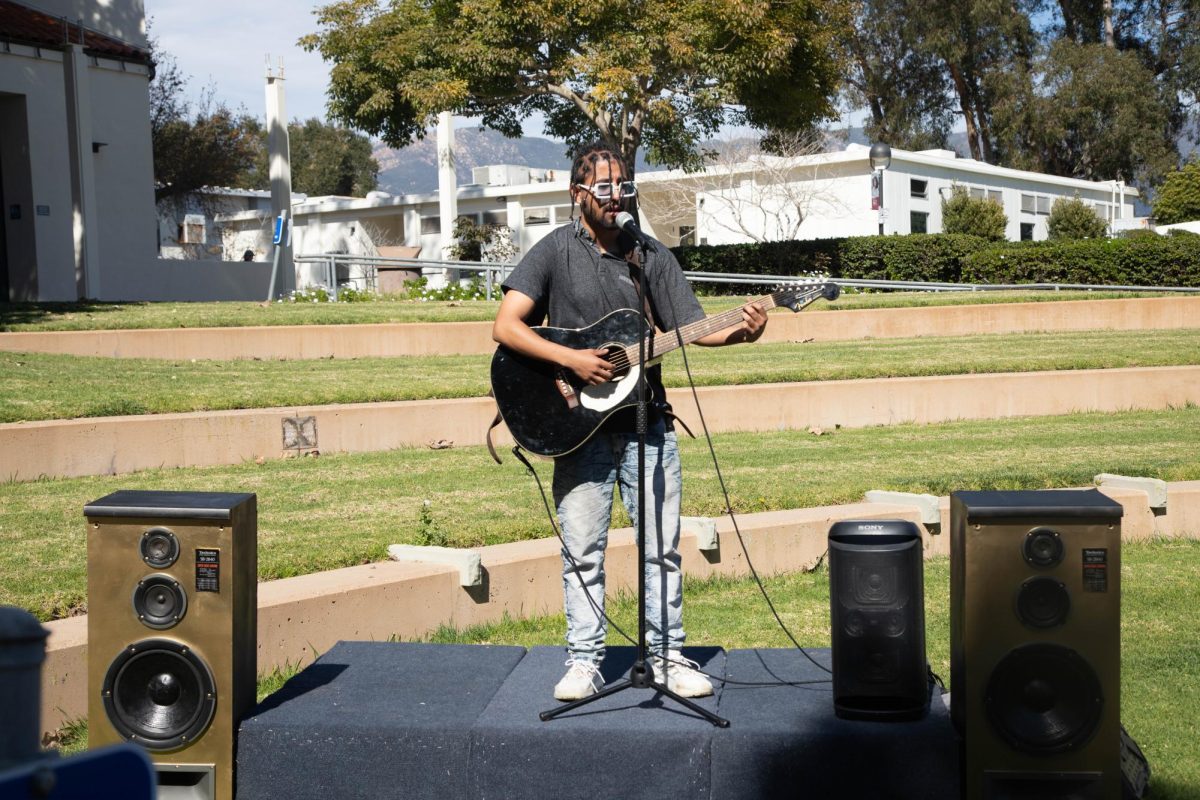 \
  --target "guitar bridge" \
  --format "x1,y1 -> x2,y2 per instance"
554,370 -> 580,409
